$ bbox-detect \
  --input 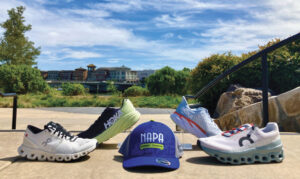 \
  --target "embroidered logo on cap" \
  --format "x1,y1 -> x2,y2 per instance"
140,132 -> 164,150
156,158 -> 171,166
